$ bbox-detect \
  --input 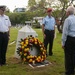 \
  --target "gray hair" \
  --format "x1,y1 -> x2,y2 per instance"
66,6 -> 75,14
